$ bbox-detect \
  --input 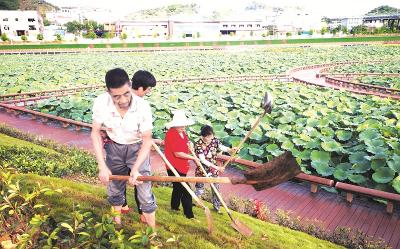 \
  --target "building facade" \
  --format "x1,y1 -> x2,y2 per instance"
0,10 -> 43,38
